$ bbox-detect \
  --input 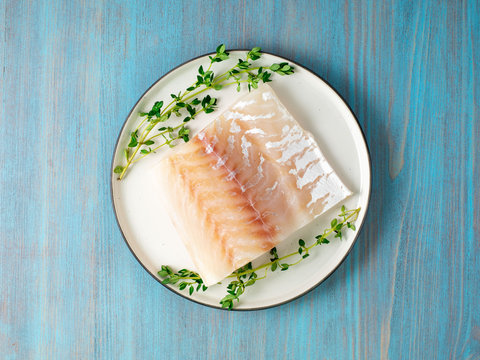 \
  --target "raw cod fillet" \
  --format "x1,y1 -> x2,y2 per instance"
158,84 -> 351,286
